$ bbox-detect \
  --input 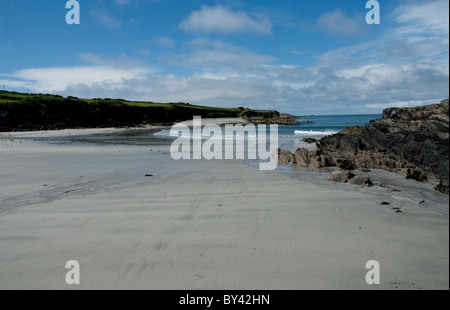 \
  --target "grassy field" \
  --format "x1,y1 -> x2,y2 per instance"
0,91 -> 279,131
